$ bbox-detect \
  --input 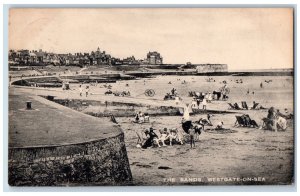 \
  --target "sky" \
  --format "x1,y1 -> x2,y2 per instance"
9,8 -> 293,70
